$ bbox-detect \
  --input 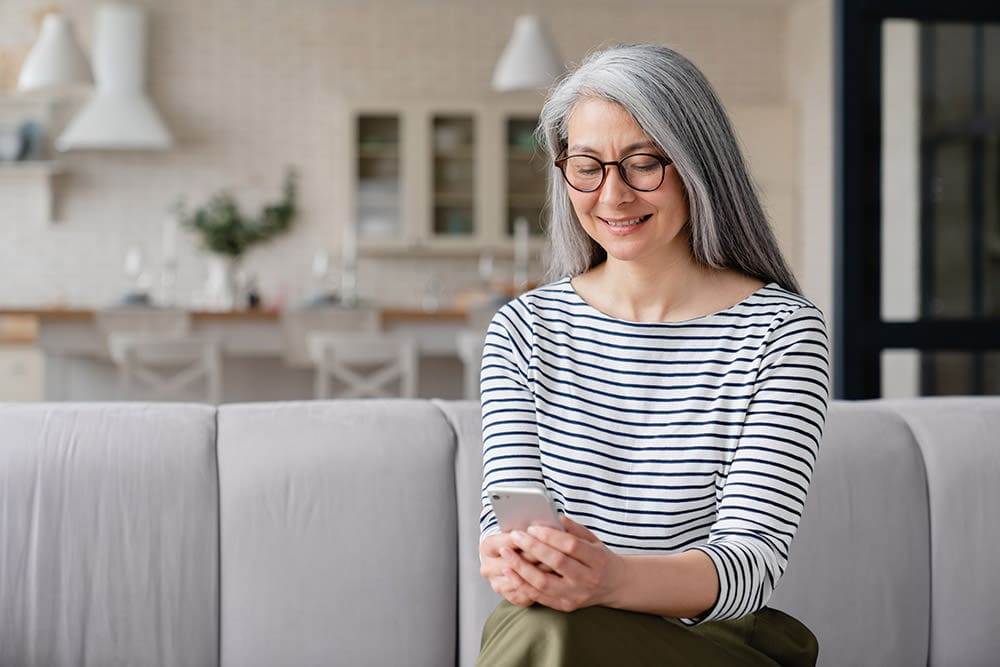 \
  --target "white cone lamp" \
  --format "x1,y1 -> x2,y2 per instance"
57,3 -> 171,150
17,13 -> 93,92
491,15 -> 563,92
